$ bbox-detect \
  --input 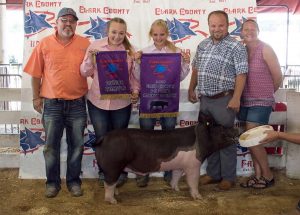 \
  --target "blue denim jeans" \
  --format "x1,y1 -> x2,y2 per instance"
42,97 -> 87,189
238,106 -> 272,125
87,100 -> 131,175
139,117 -> 177,130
